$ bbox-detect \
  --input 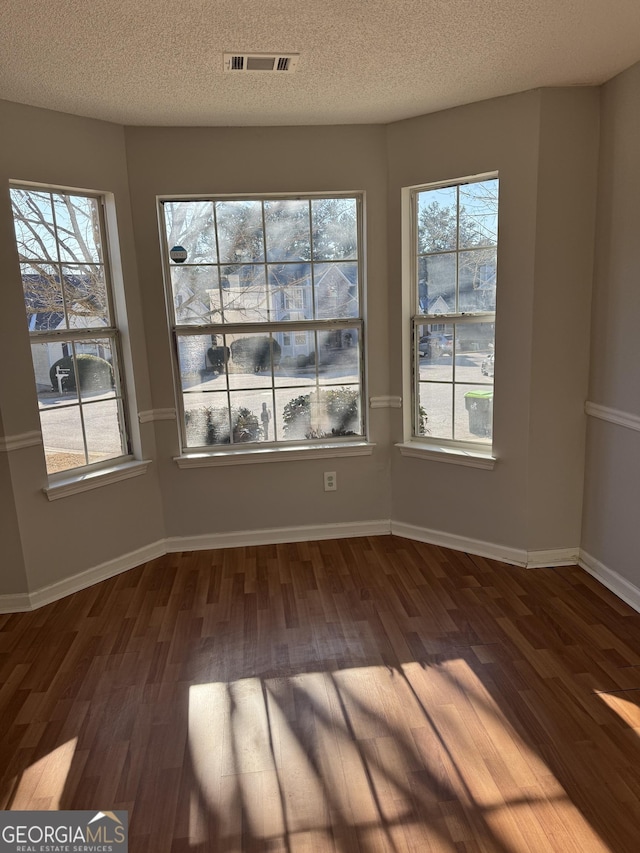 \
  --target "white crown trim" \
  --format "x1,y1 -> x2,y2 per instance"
0,430 -> 42,452
370,396 -> 402,409
138,408 -> 177,424
585,401 -> 640,433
